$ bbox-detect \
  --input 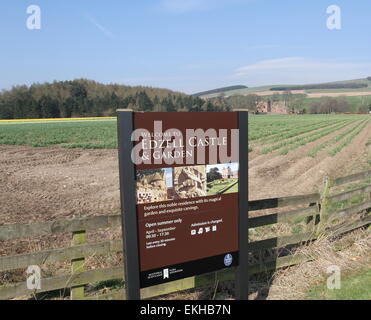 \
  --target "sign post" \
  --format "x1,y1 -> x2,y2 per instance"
117,110 -> 249,300
117,109 -> 141,299
235,110 -> 249,300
